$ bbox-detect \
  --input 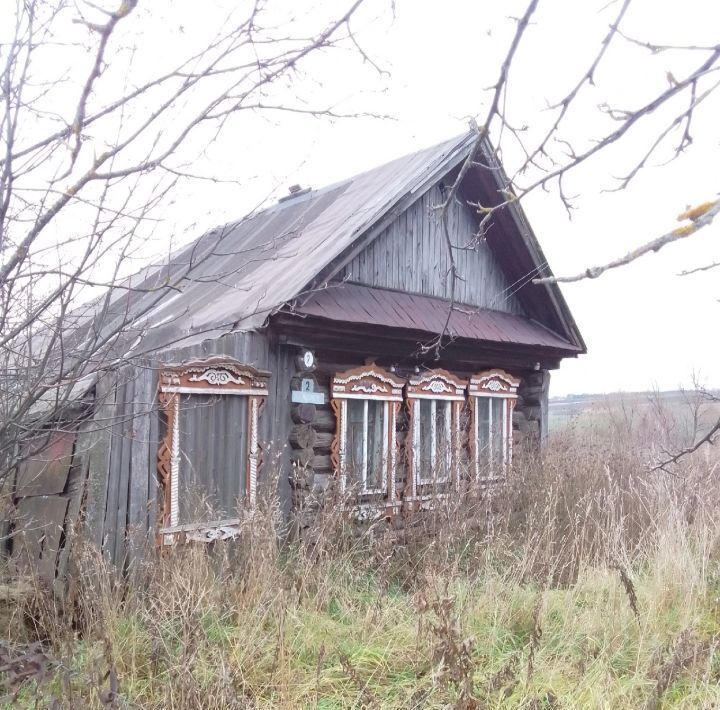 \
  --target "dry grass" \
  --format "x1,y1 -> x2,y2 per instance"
2,411 -> 720,708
